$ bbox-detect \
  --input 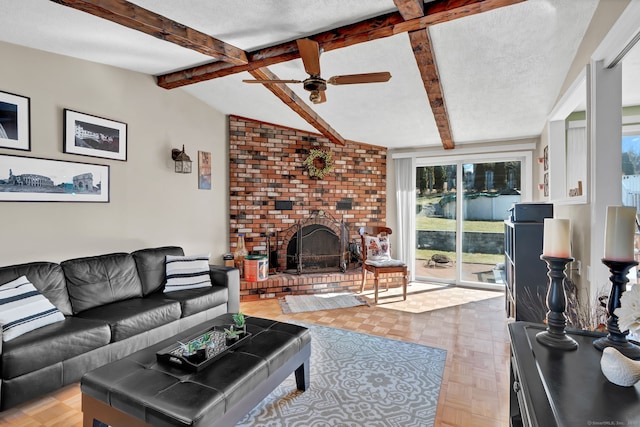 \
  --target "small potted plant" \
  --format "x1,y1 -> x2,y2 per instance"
178,332 -> 214,363
232,312 -> 246,335
223,312 -> 247,346
224,325 -> 242,346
